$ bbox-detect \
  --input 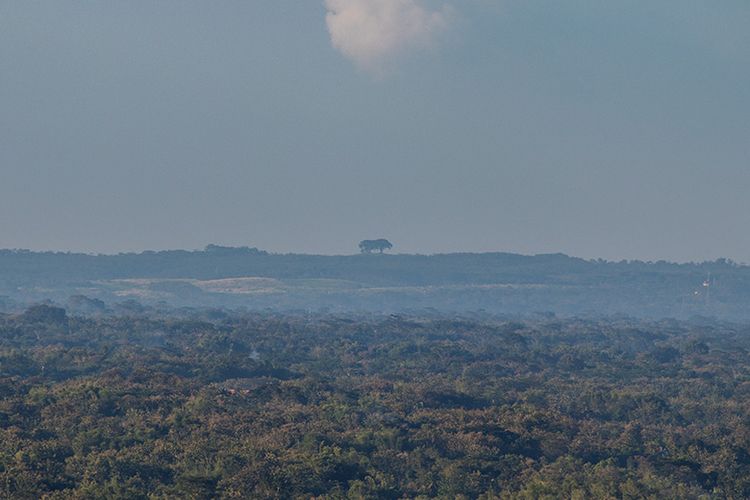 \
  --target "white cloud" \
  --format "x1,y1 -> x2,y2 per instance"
325,0 -> 450,74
